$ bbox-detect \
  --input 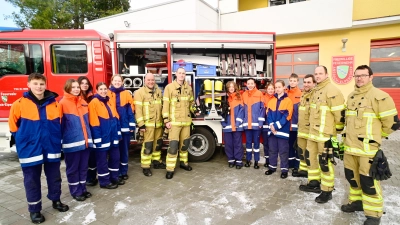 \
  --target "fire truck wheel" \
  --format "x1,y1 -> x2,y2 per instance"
188,127 -> 216,162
